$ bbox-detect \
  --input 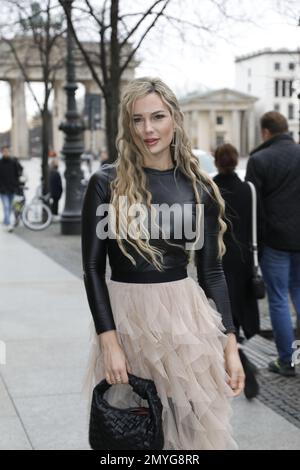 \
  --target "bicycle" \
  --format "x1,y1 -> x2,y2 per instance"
14,185 -> 53,231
